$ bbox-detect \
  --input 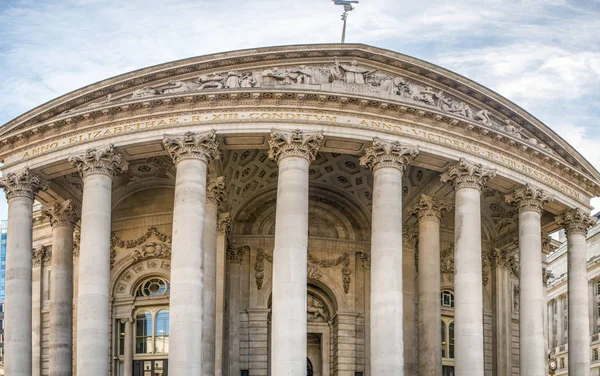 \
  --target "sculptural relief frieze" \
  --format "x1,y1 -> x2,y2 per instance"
56,59 -> 554,153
